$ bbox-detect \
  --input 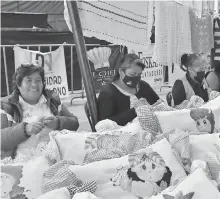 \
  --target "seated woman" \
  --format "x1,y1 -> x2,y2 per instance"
97,53 -> 160,126
172,54 -> 209,106
205,60 -> 220,92
1,63 -> 79,159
